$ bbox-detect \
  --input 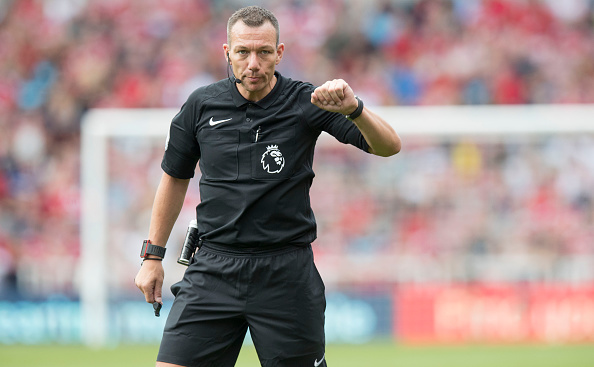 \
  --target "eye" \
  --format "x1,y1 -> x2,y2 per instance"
237,50 -> 248,55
